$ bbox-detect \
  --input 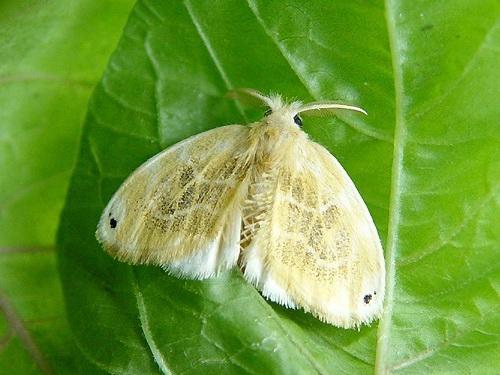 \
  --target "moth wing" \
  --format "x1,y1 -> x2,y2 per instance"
242,141 -> 385,328
97,125 -> 250,279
